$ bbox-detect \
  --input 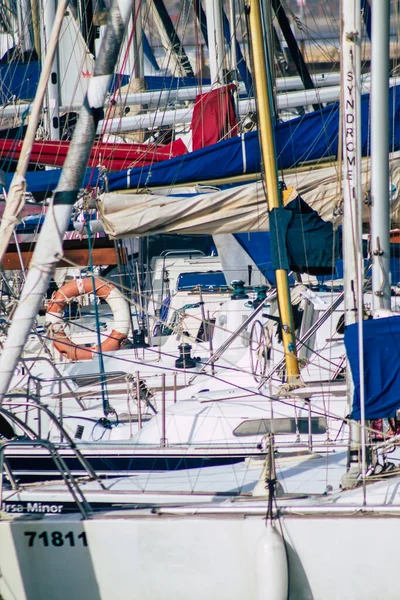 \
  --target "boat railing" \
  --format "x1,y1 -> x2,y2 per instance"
159,249 -> 206,258
0,404 -> 102,518
191,292 -> 275,380
0,398 -> 104,488
21,356 -> 85,410
0,439 -> 91,519
23,370 -> 154,437
25,369 -> 136,419
258,291 -> 345,389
